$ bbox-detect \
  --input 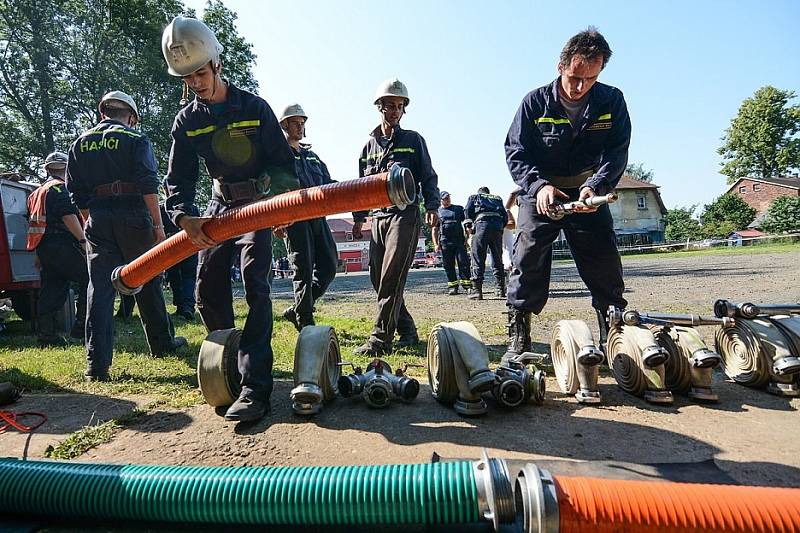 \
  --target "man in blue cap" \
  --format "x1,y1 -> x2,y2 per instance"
432,191 -> 471,295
